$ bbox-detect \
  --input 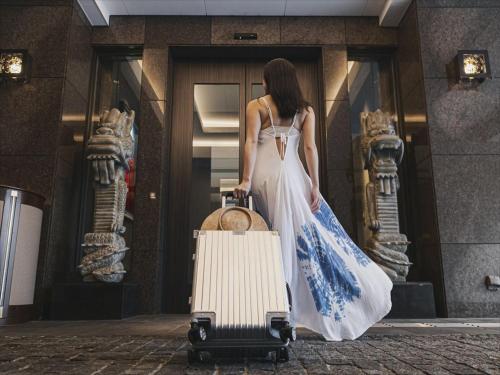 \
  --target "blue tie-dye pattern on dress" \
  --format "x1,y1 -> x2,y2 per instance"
313,198 -> 371,267
296,222 -> 362,320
